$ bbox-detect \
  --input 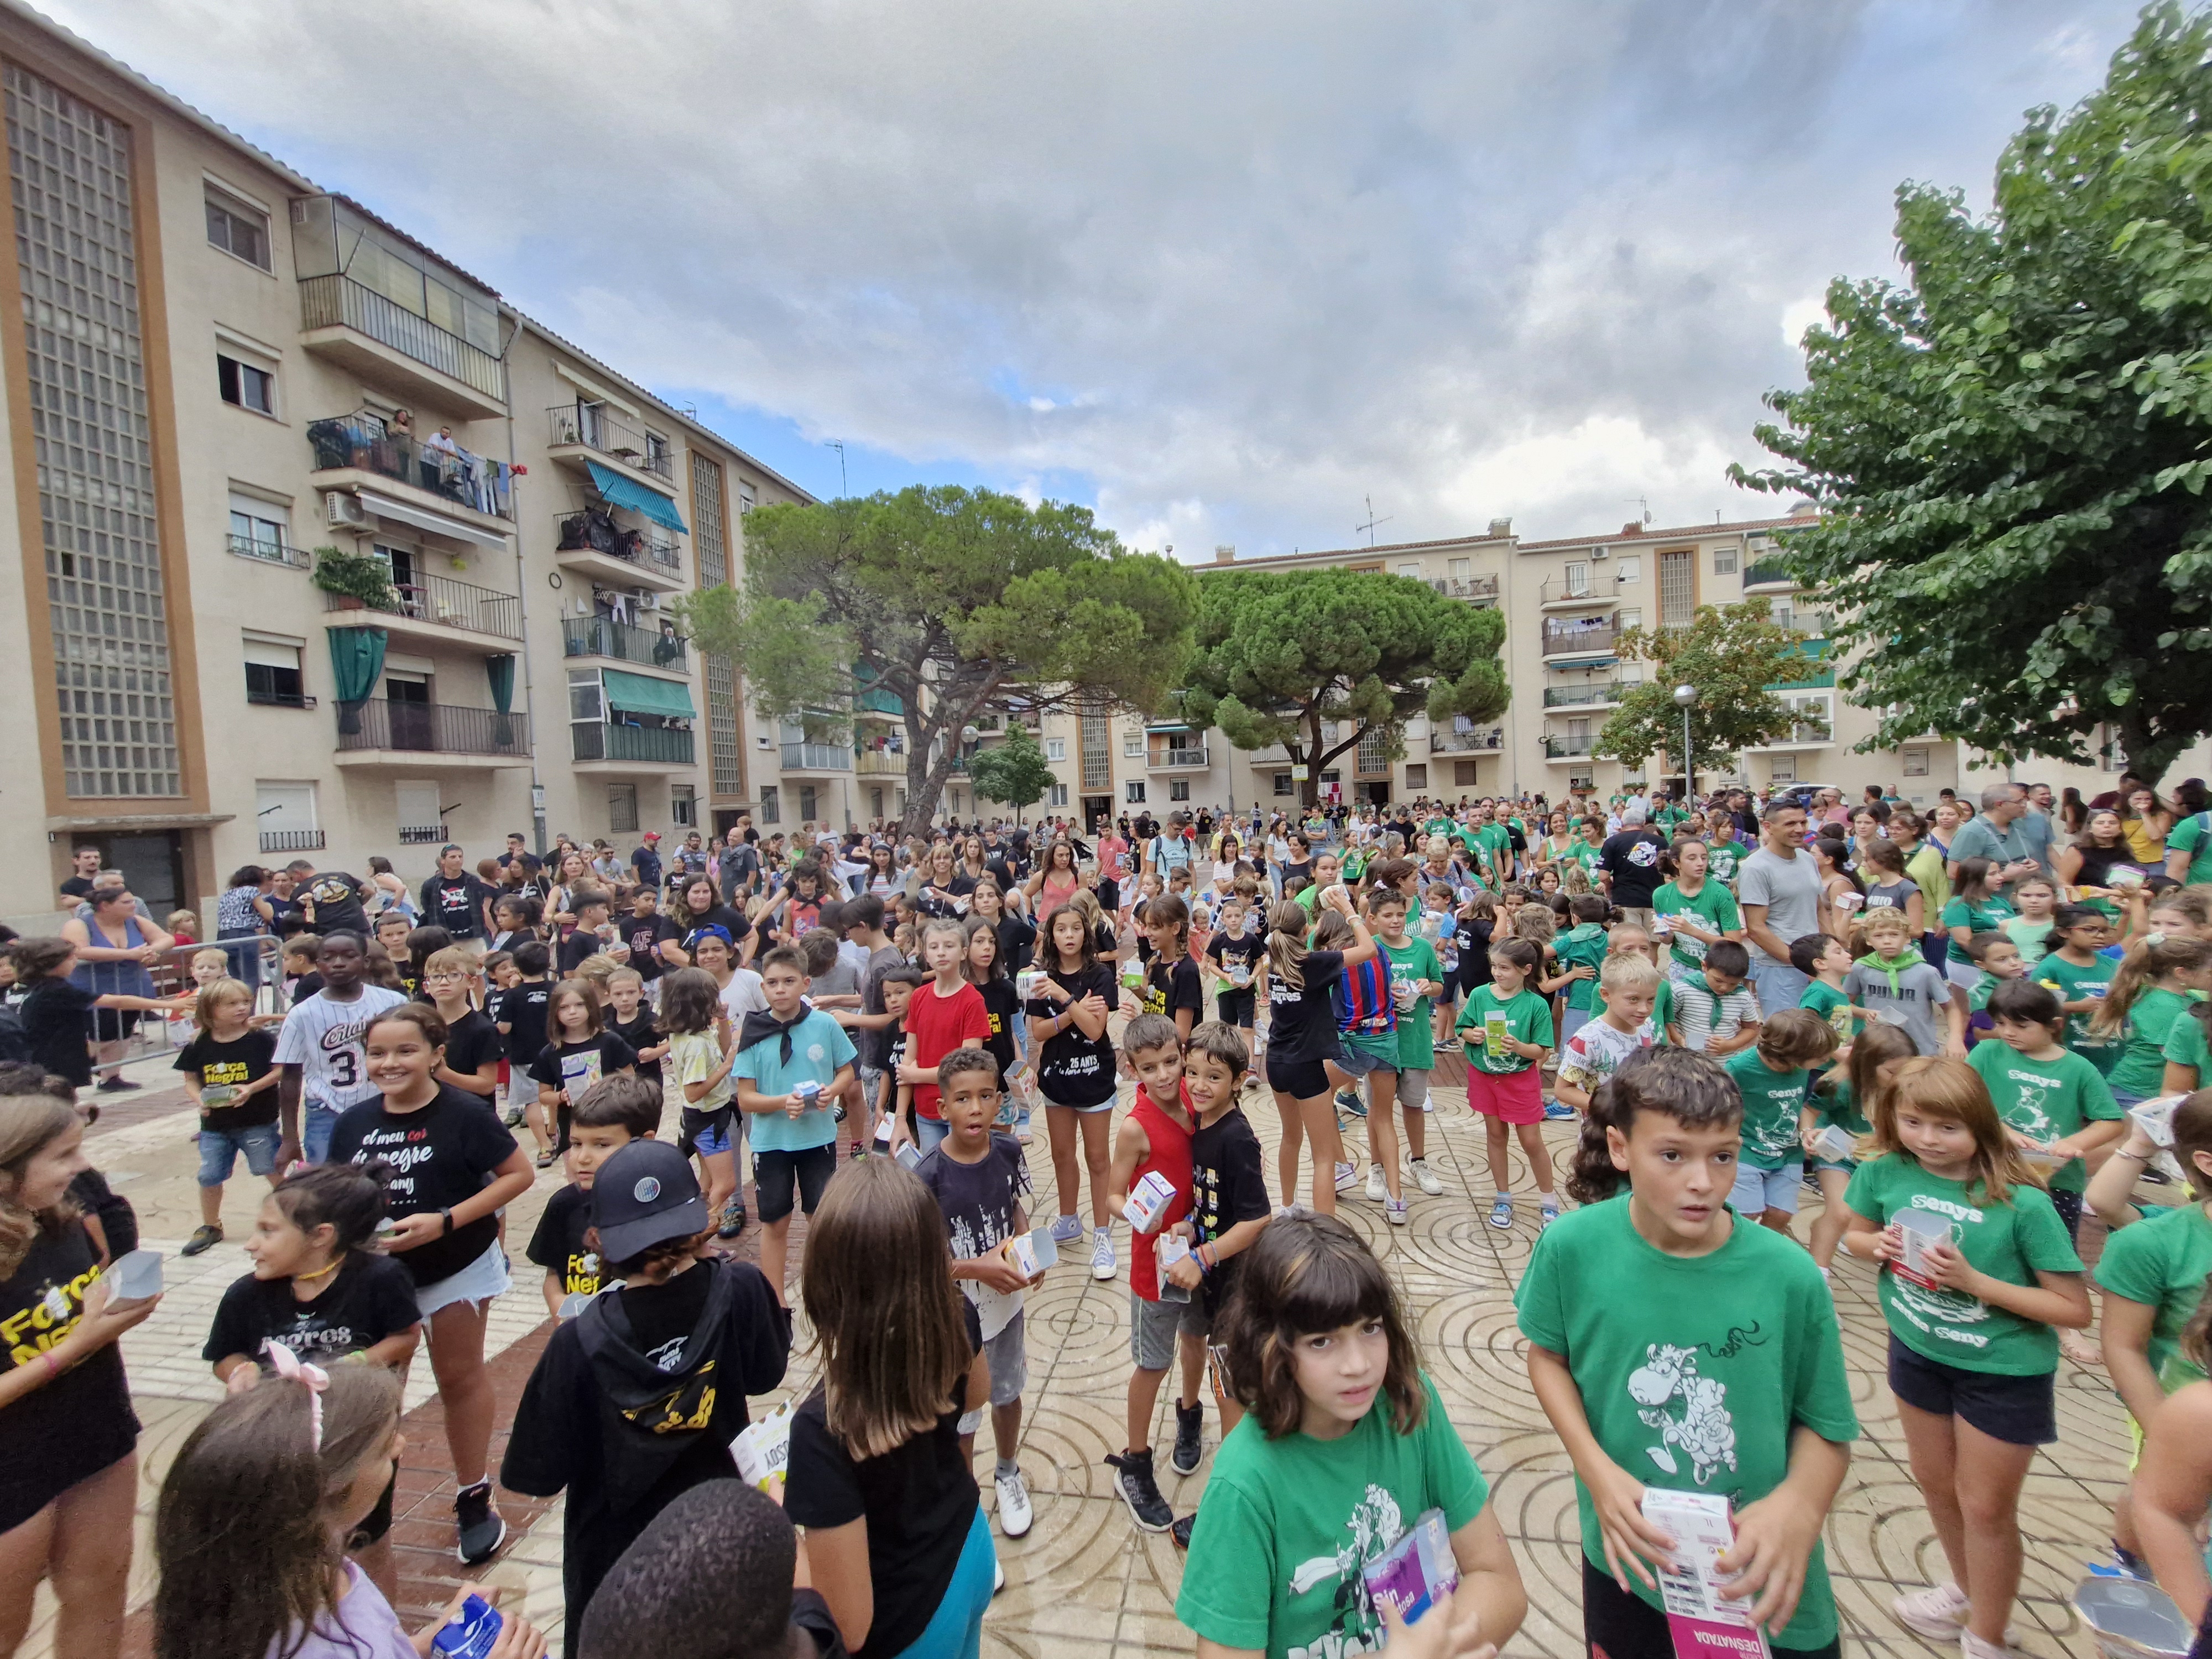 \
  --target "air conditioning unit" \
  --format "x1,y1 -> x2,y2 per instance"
755,735 -> 774,751
638,593 -> 660,611
326,491 -> 370,529
1590,546 -> 1609,560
